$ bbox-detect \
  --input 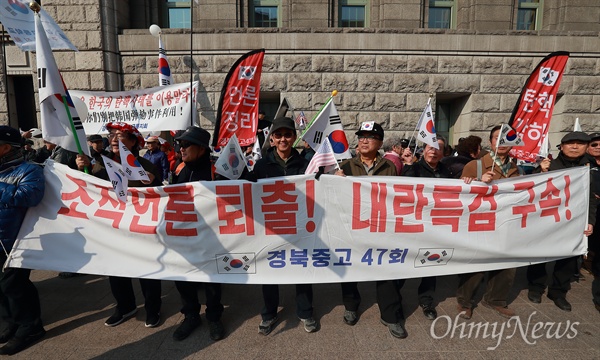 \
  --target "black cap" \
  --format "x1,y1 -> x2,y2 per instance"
0,126 -> 22,147
355,121 -> 384,140
175,126 -> 211,148
588,132 -> 600,141
270,117 -> 296,133
400,138 -> 409,148
88,134 -> 103,142
561,131 -> 590,144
